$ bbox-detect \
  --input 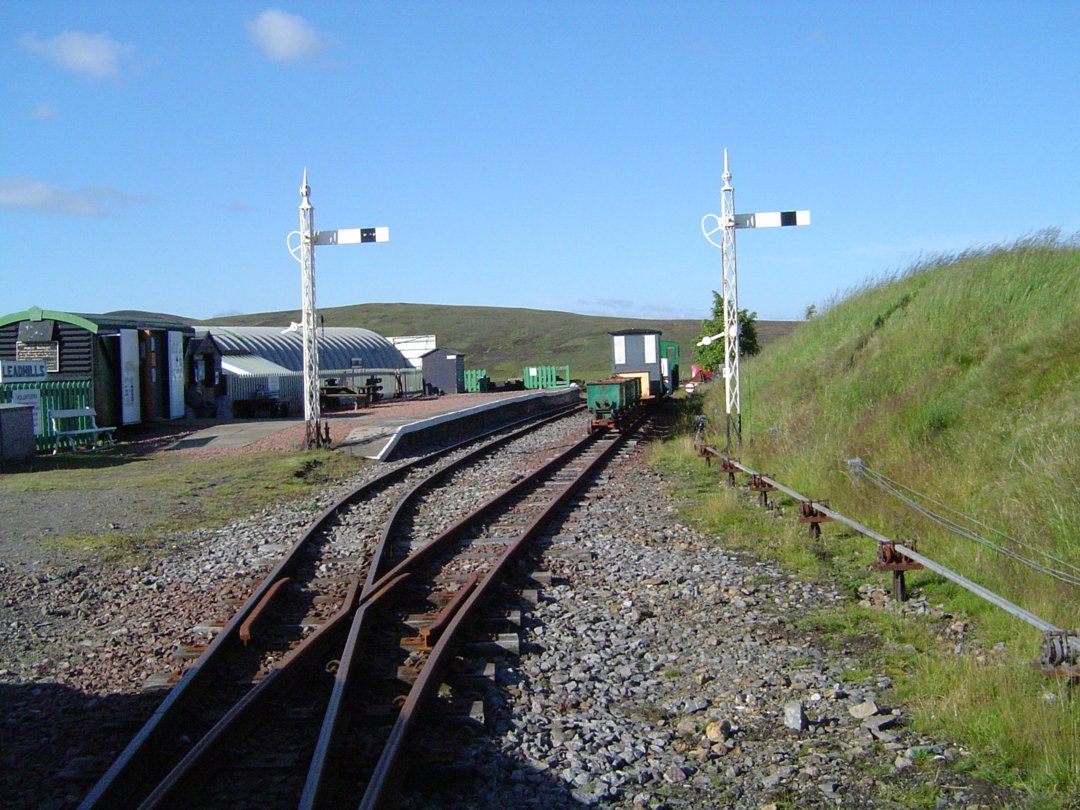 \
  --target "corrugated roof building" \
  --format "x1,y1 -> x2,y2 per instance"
207,326 -> 409,372
199,326 -> 420,416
